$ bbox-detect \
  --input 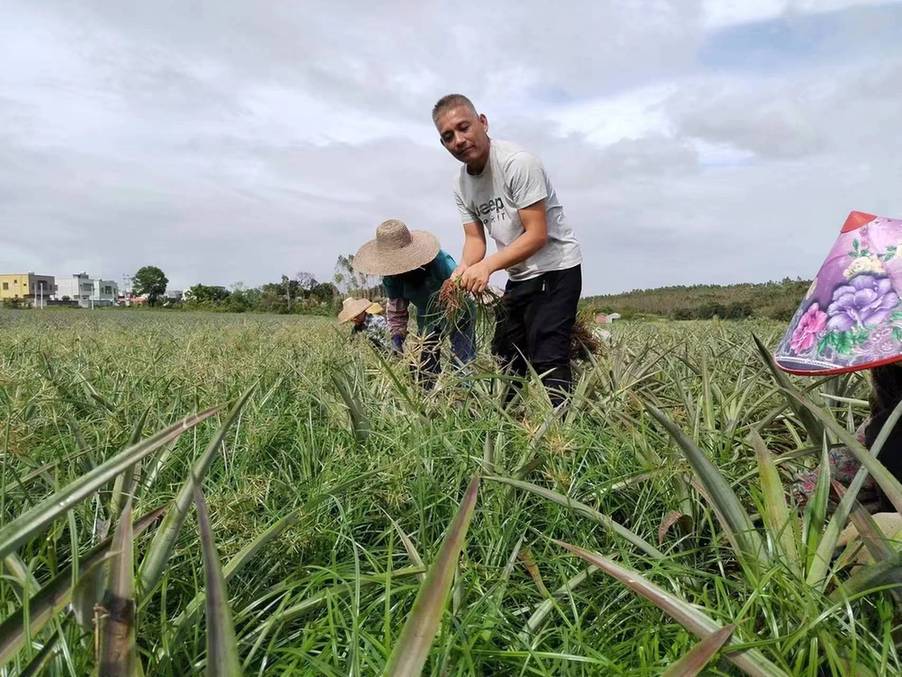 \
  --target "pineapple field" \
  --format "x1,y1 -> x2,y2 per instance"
0,309 -> 900,675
